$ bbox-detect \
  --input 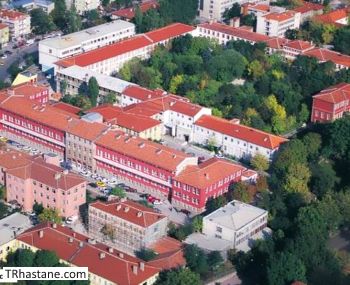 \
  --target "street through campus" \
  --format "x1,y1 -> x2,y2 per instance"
0,42 -> 38,81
